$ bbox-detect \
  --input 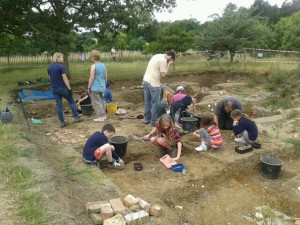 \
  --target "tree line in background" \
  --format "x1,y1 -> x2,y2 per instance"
0,0 -> 299,63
